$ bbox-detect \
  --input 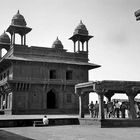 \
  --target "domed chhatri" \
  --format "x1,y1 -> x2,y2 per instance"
0,31 -> 10,44
74,20 -> 89,35
11,10 -> 27,26
69,20 -> 93,52
52,37 -> 63,49
6,10 -> 32,46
